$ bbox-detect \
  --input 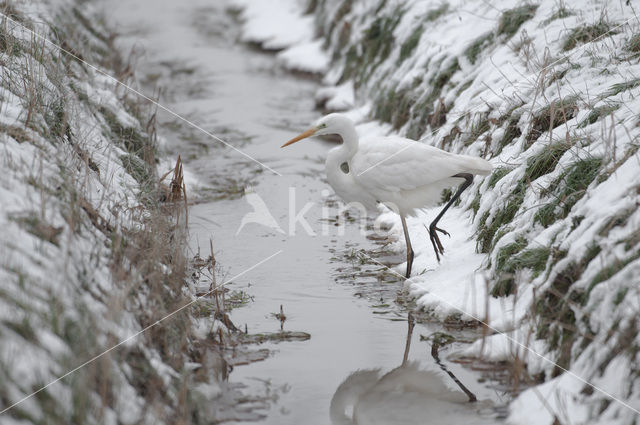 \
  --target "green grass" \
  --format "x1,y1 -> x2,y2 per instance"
534,157 -> 602,227
378,55 -> 459,134
497,5 -> 538,38
495,236 -> 528,272
586,250 -> 640,298
469,190 -> 481,217
373,86 -> 415,129
398,25 -> 424,63
464,33 -> 494,64
462,113 -> 489,146
326,0 -> 353,39
492,244 -> 550,297
477,181 -> 525,253
624,229 -> 640,251
543,5 -> 573,24
525,142 -> 572,181
578,104 -> 619,128
120,153 -> 152,185
562,22 -> 616,51
44,97 -> 71,140
100,106 -> 150,158
627,33 -> 640,53
2,317 -> 37,342
606,78 -> 640,97
430,57 -> 460,91
487,167 -> 512,188
364,14 -> 402,65
0,27 -> 23,56
534,243 -> 603,372
526,96 -> 579,146
456,79 -> 473,96
425,3 -> 449,21
497,112 -> 522,153
374,0 -> 389,14
614,288 -> 629,306
340,11 -> 404,83
12,213 -> 63,246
